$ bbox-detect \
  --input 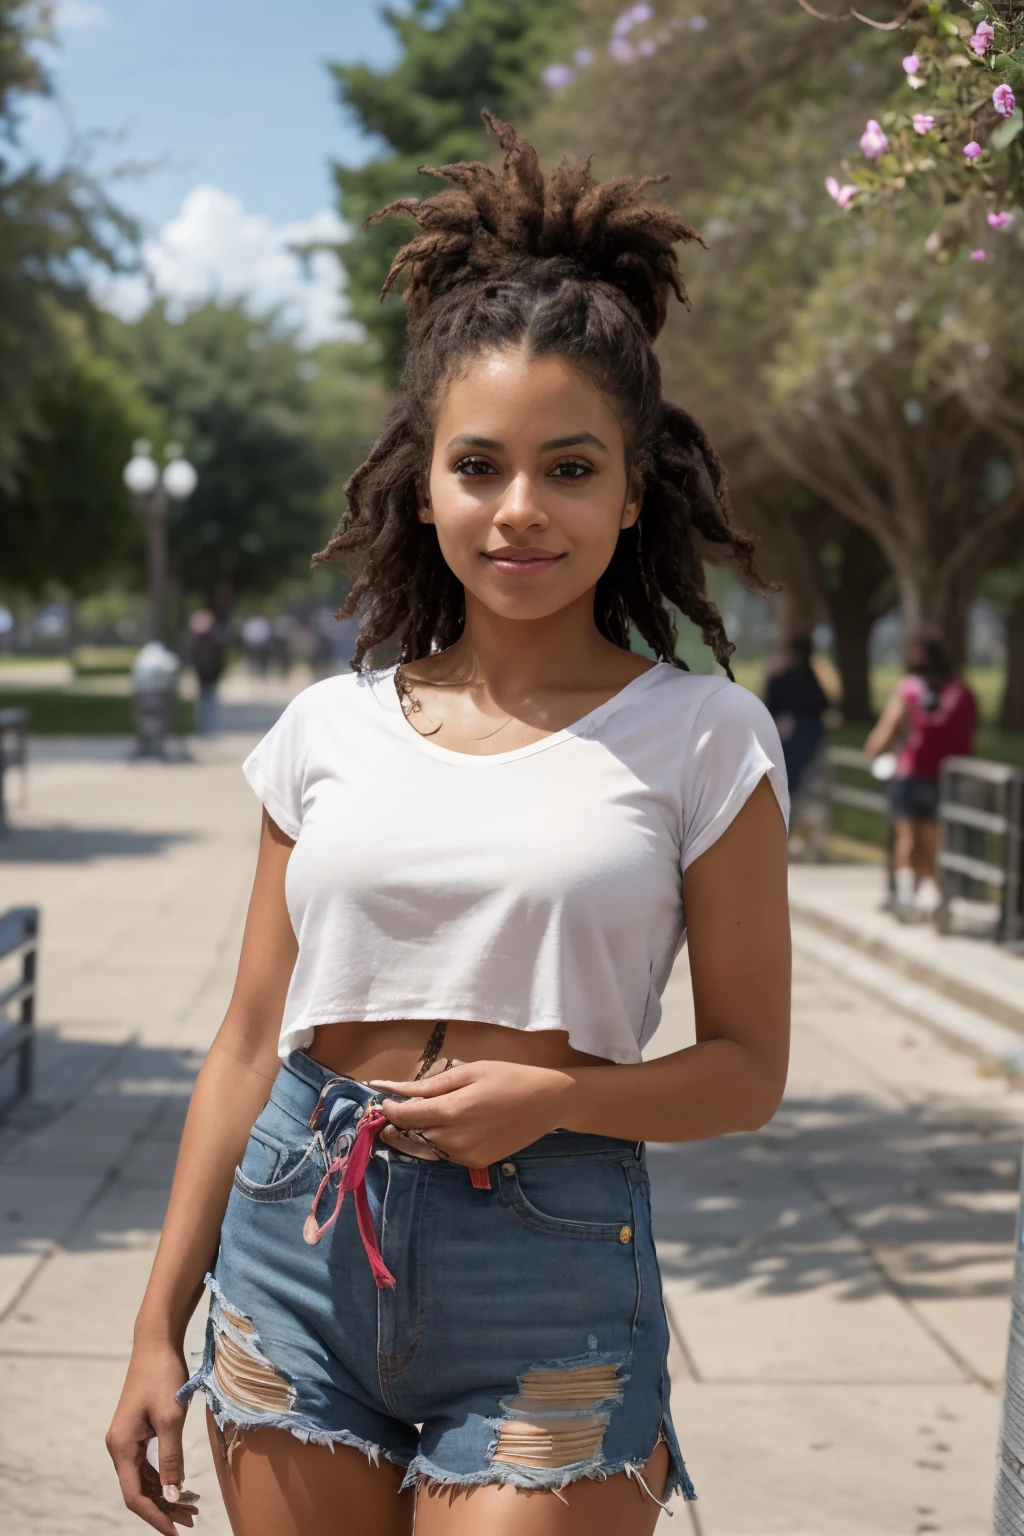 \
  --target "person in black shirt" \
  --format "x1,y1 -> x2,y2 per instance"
765,635 -> 830,797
